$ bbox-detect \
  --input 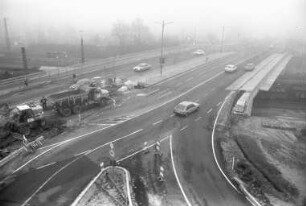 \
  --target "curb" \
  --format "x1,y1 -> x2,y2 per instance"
71,166 -> 134,206
211,92 -> 262,206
